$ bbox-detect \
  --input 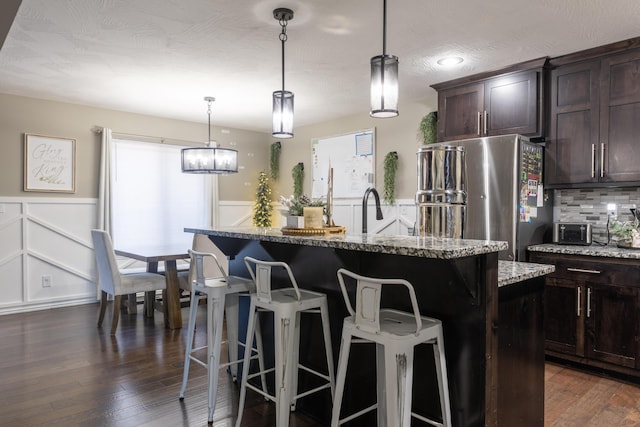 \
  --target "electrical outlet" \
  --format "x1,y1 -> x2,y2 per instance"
42,275 -> 52,287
